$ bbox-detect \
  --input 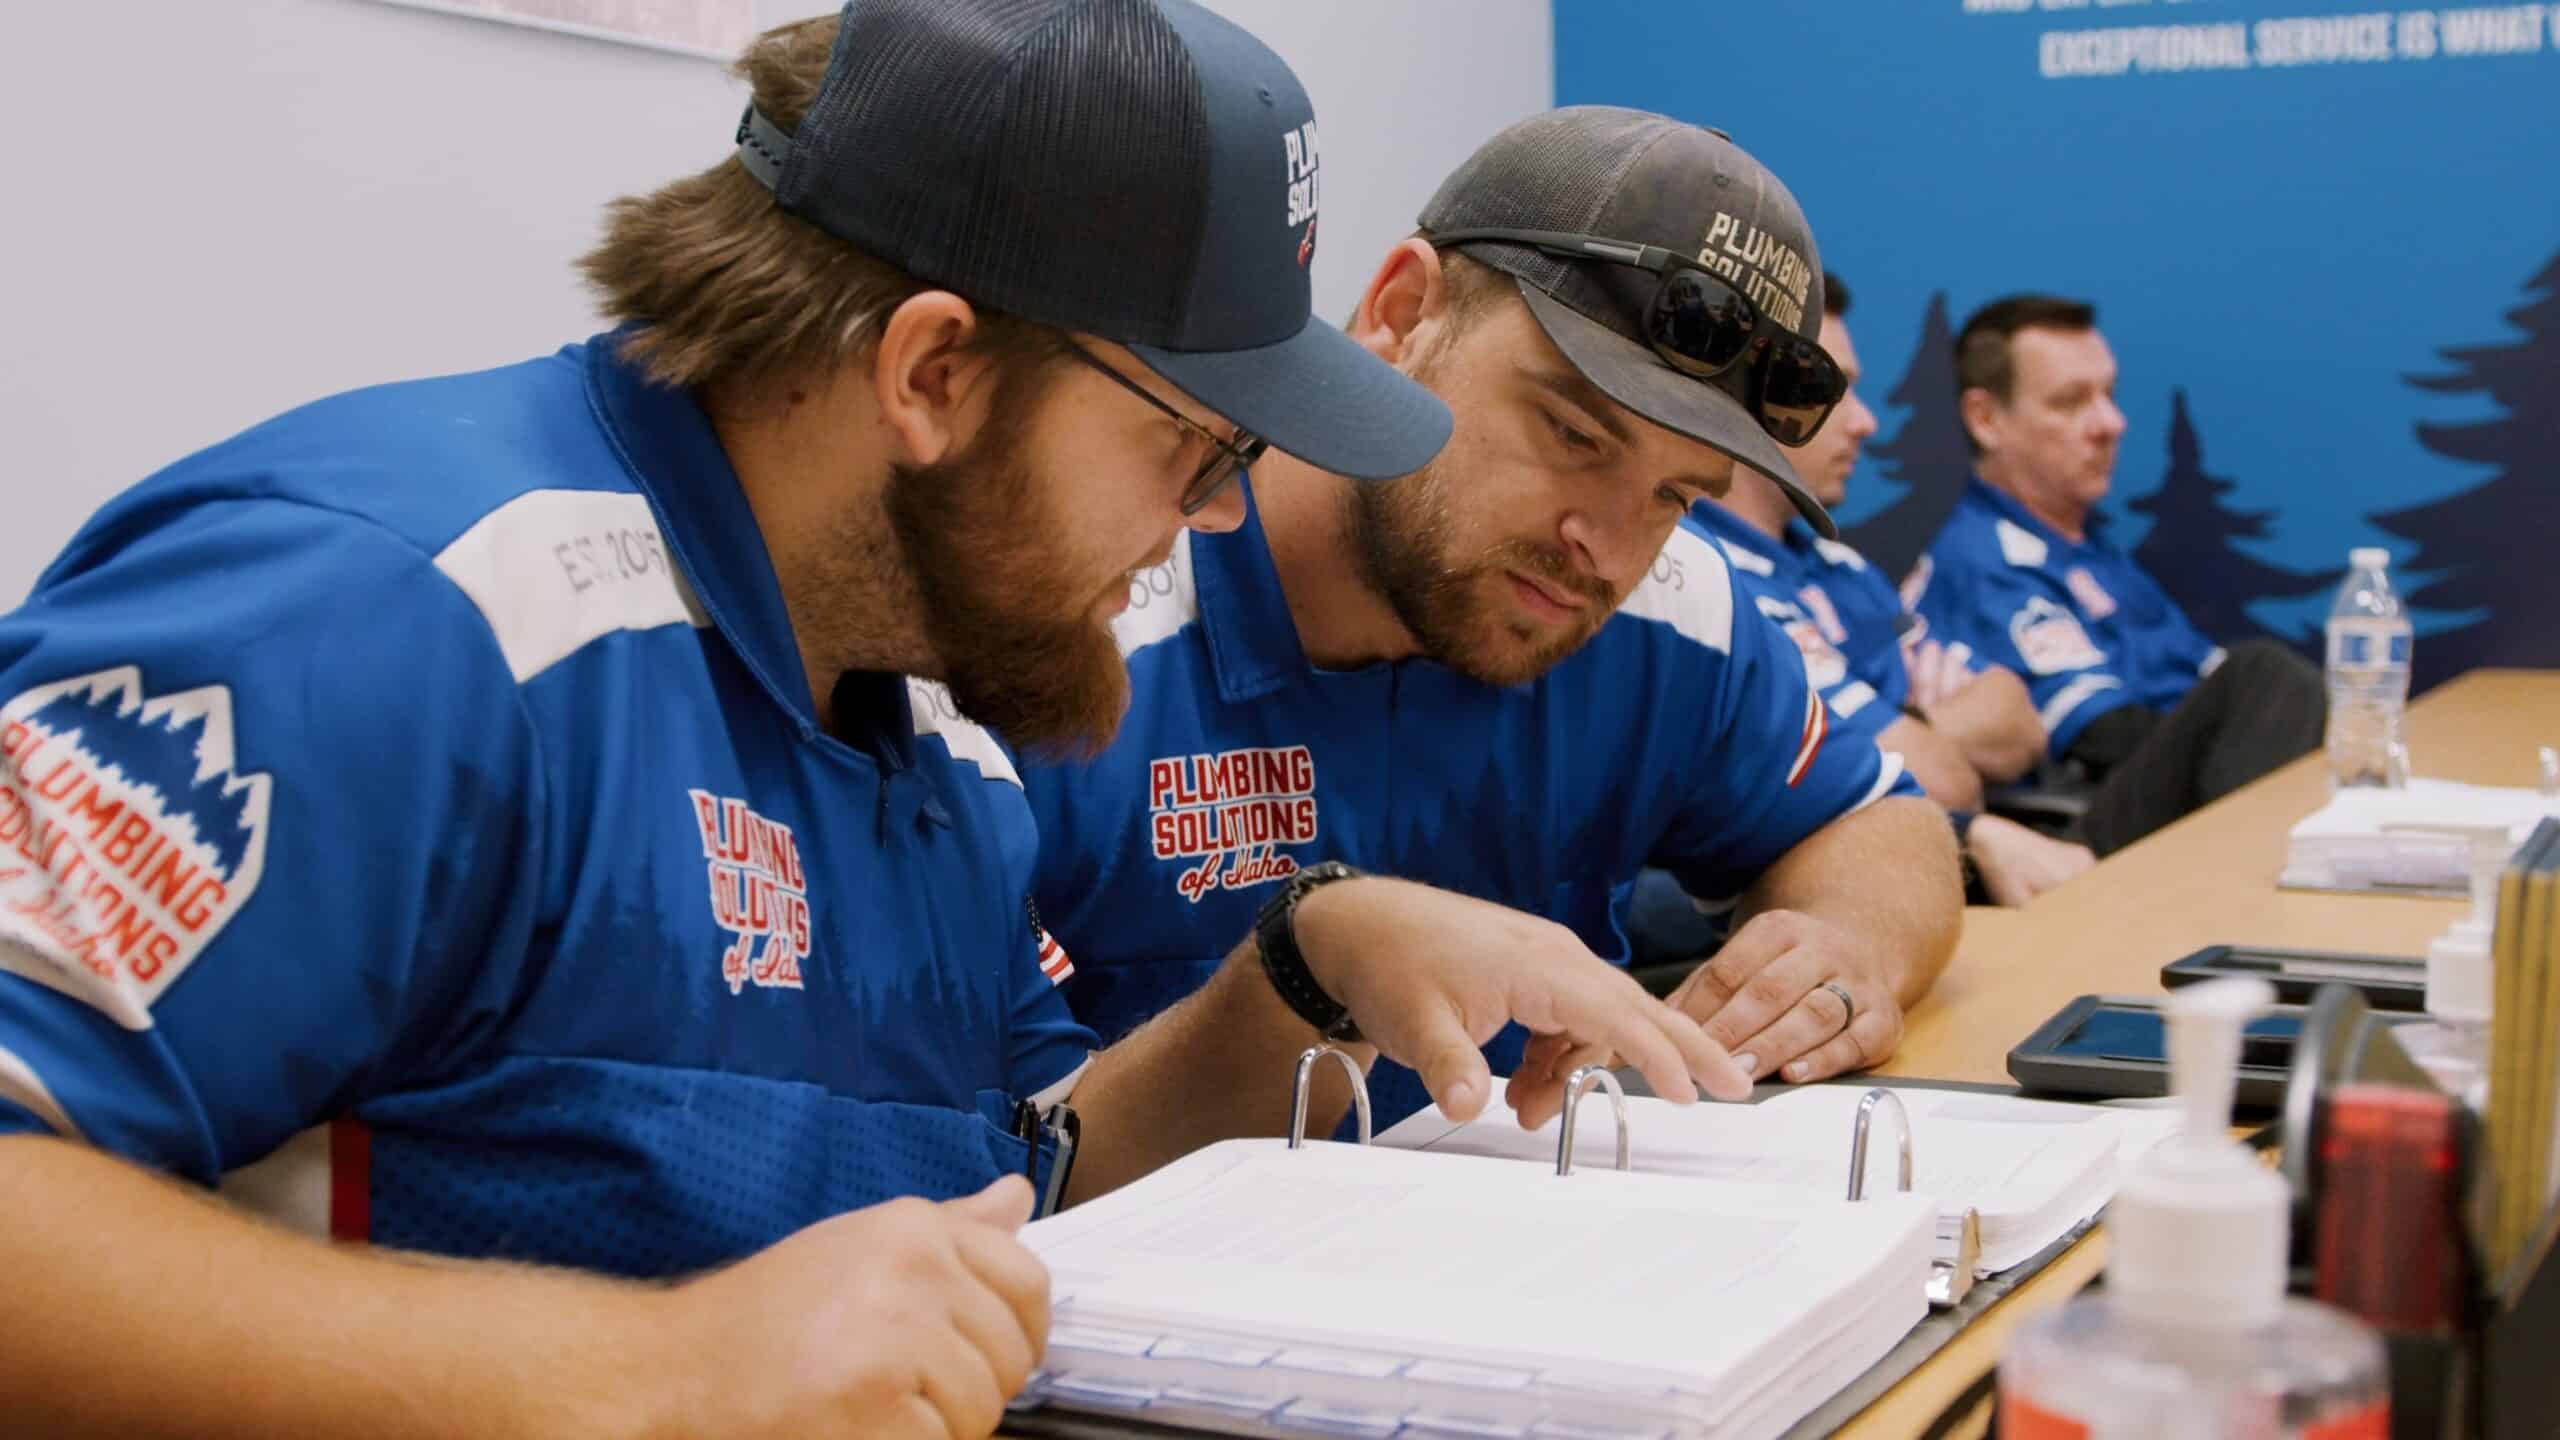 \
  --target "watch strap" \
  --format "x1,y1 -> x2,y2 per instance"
1255,861 -> 1365,1043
